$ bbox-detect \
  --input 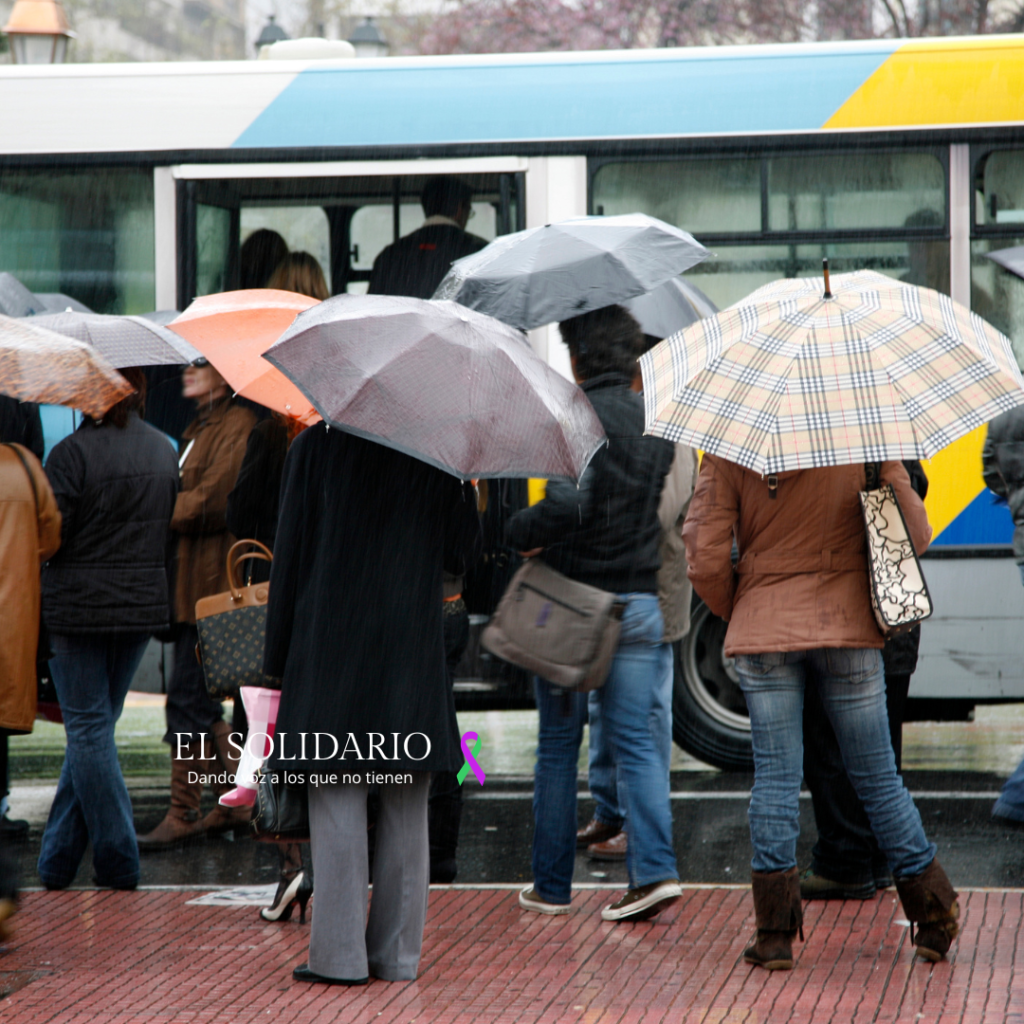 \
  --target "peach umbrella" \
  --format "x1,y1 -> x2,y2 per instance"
168,290 -> 322,424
